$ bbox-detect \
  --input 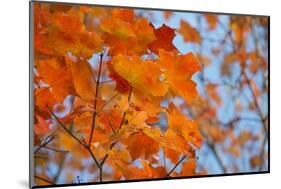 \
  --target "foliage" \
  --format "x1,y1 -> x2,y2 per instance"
33,2 -> 269,186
